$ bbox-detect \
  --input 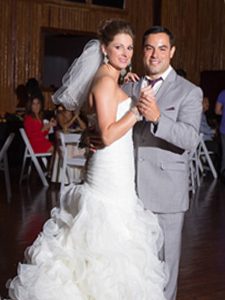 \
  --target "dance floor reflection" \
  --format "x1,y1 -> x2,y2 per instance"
0,170 -> 225,299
